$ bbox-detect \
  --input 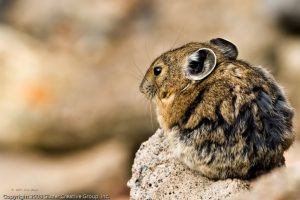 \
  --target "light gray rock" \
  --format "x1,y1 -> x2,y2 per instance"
128,129 -> 250,200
